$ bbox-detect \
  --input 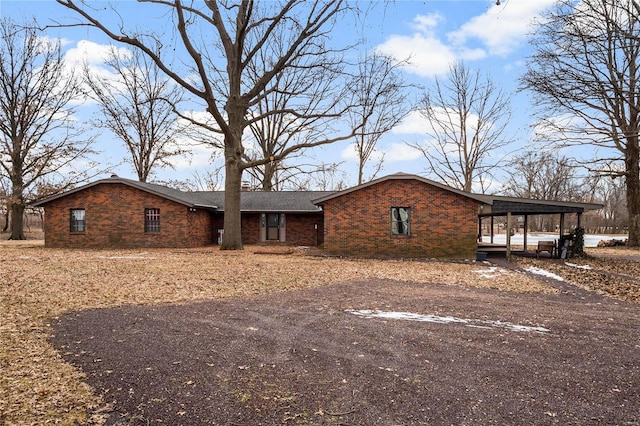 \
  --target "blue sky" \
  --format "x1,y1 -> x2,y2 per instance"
1,0 -> 561,190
